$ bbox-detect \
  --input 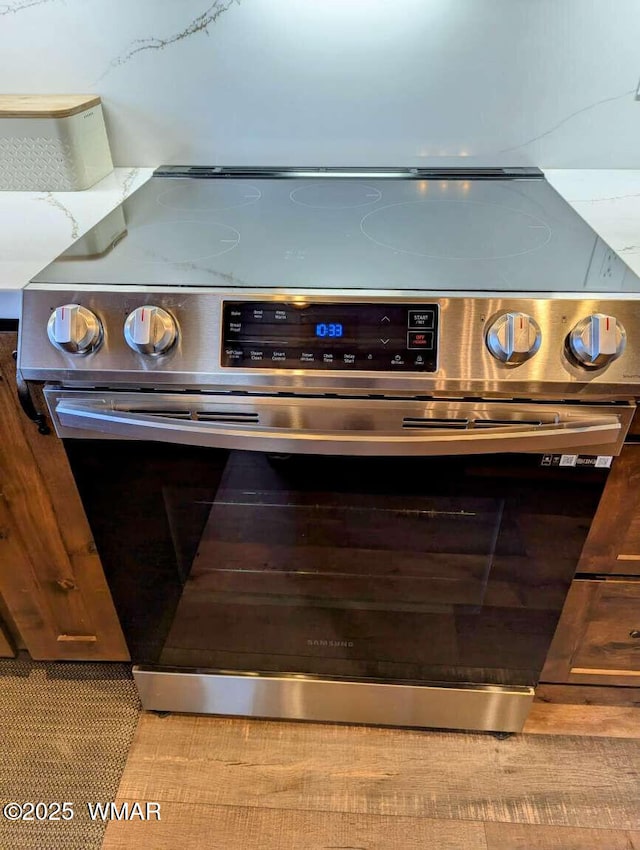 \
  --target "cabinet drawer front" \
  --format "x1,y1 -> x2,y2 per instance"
571,581 -> 640,678
616,512 -> 640,566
